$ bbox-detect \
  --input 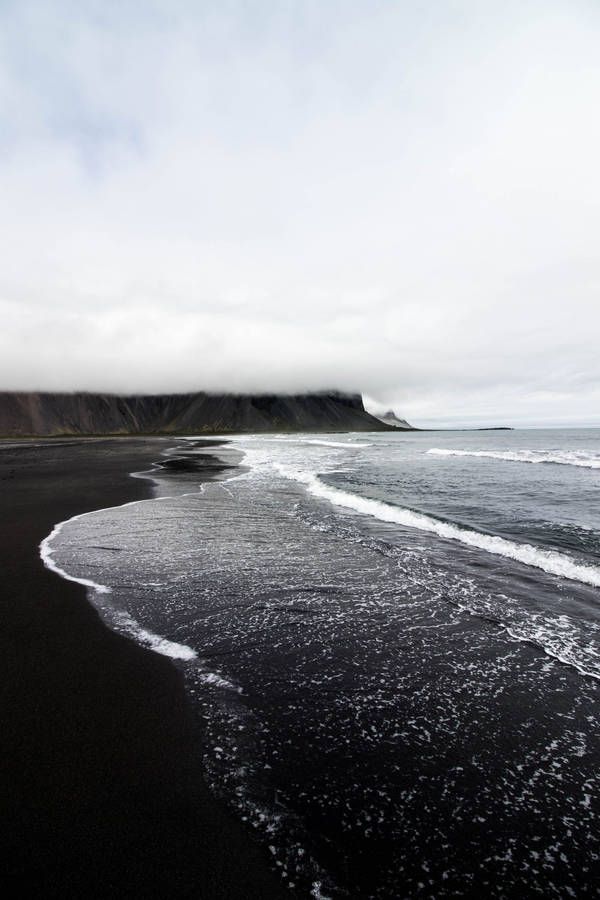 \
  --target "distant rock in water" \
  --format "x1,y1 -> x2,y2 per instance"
0,391 -> 393,436
372,409 -> 414,430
